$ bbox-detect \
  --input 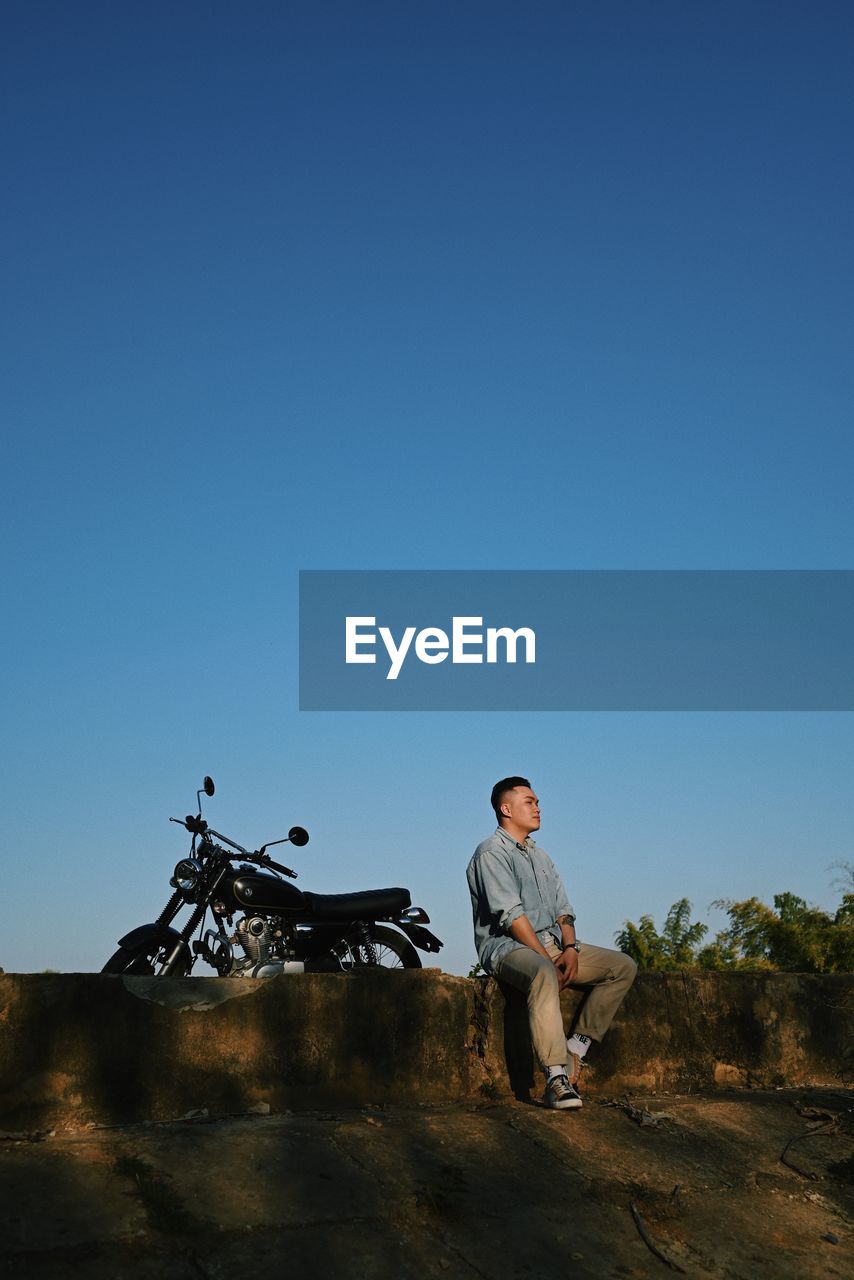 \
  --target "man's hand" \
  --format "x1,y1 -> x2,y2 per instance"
554,946 -> 579,989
